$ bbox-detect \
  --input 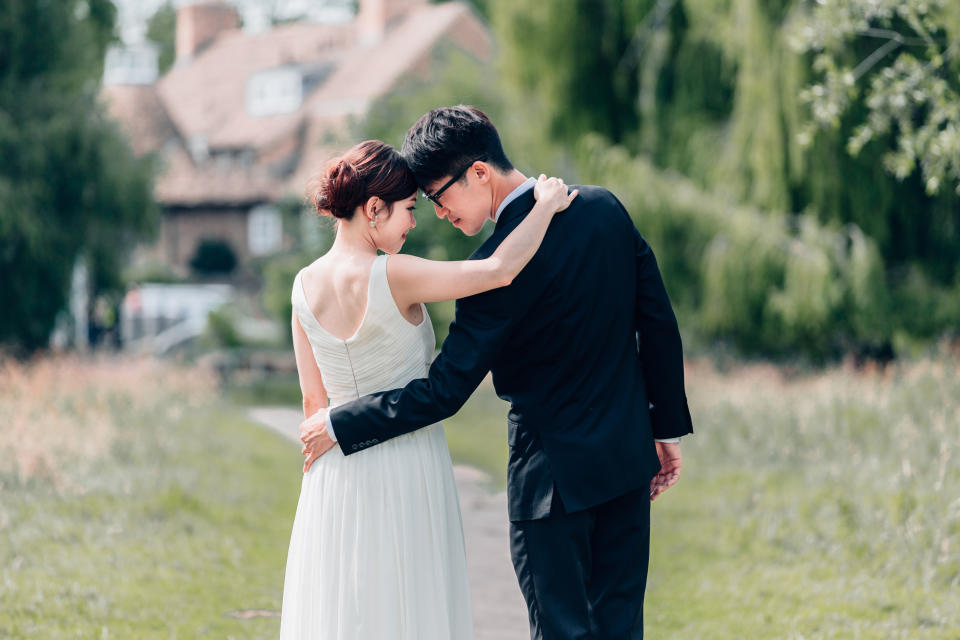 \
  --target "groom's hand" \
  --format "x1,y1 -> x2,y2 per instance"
300,412 -> 335,473
650,441 -> 682,501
